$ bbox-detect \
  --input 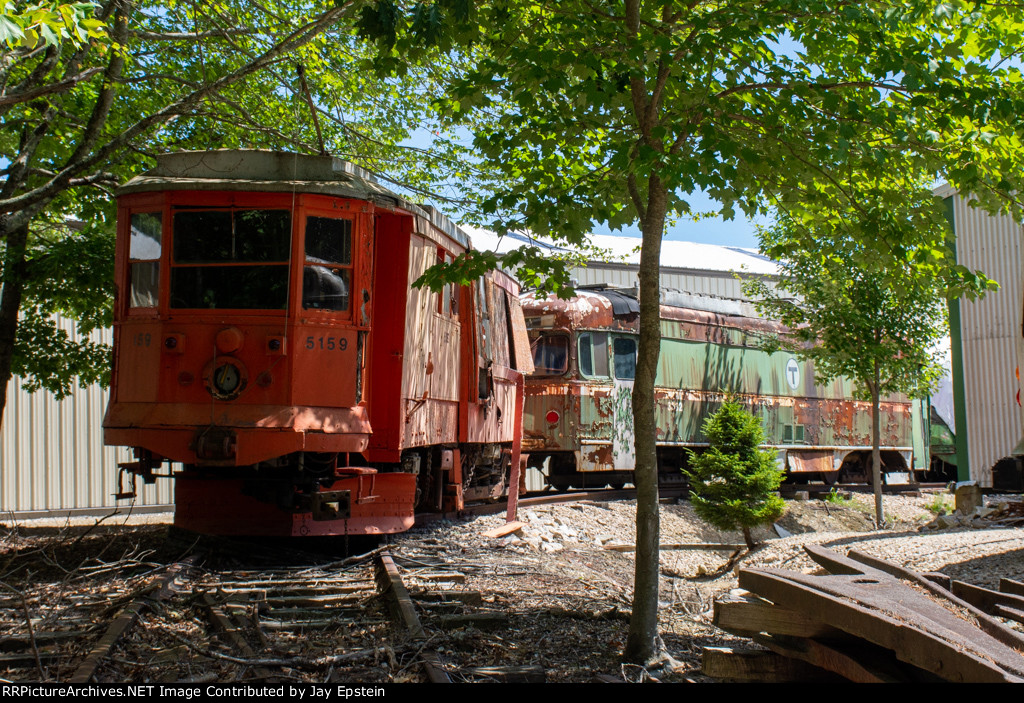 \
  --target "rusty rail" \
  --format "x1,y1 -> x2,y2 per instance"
415,484 -> 688,527
70,555 -> 198,683
373,552 -> 452,683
